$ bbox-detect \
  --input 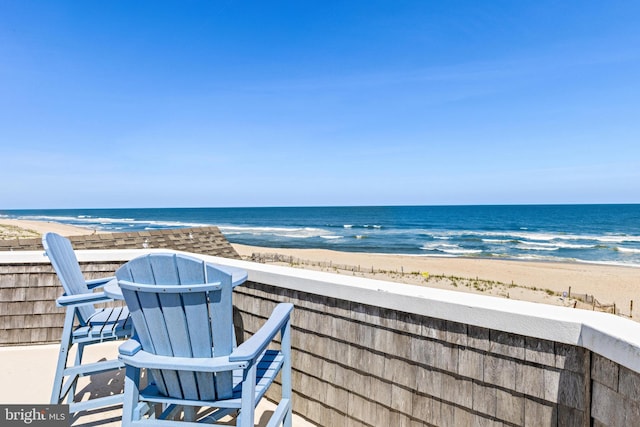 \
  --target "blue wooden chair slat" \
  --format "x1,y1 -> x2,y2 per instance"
115,253 -> 293,427
43,232 -> 133,413
73,306 -> 130,339
45,232 -> 96,322
148,253 -> 182,284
